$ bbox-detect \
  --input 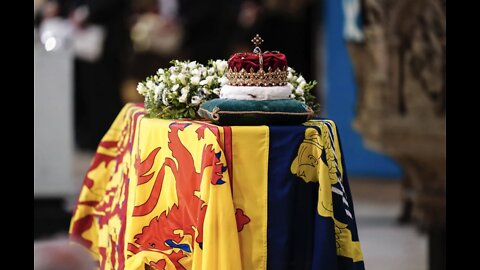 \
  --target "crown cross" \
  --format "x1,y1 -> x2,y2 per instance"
251,34 -> 264,47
